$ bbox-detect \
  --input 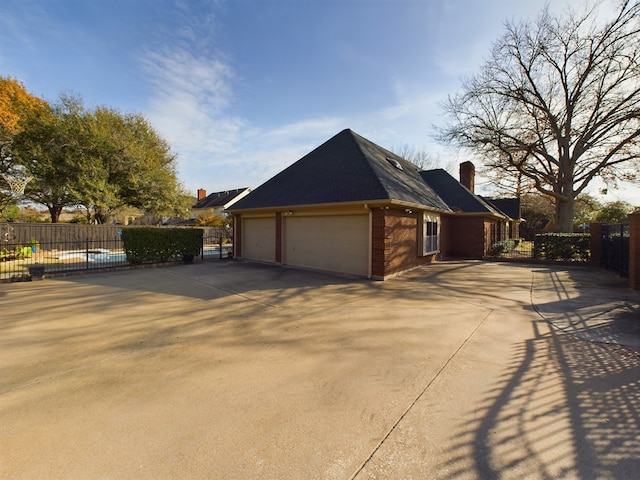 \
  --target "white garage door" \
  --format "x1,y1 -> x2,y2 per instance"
284,214 -> 369,276
242,217 -> 276,262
